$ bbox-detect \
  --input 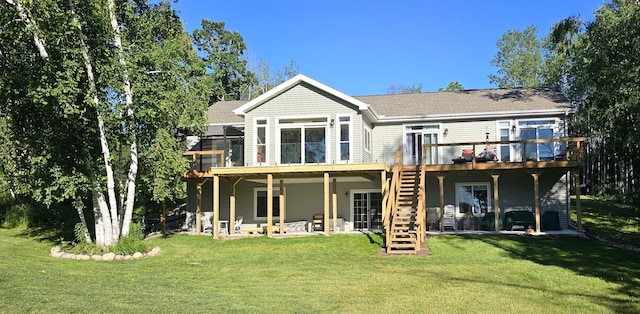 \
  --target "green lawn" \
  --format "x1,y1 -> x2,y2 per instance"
572,196 -> 640,247
0,228 -> 639,313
